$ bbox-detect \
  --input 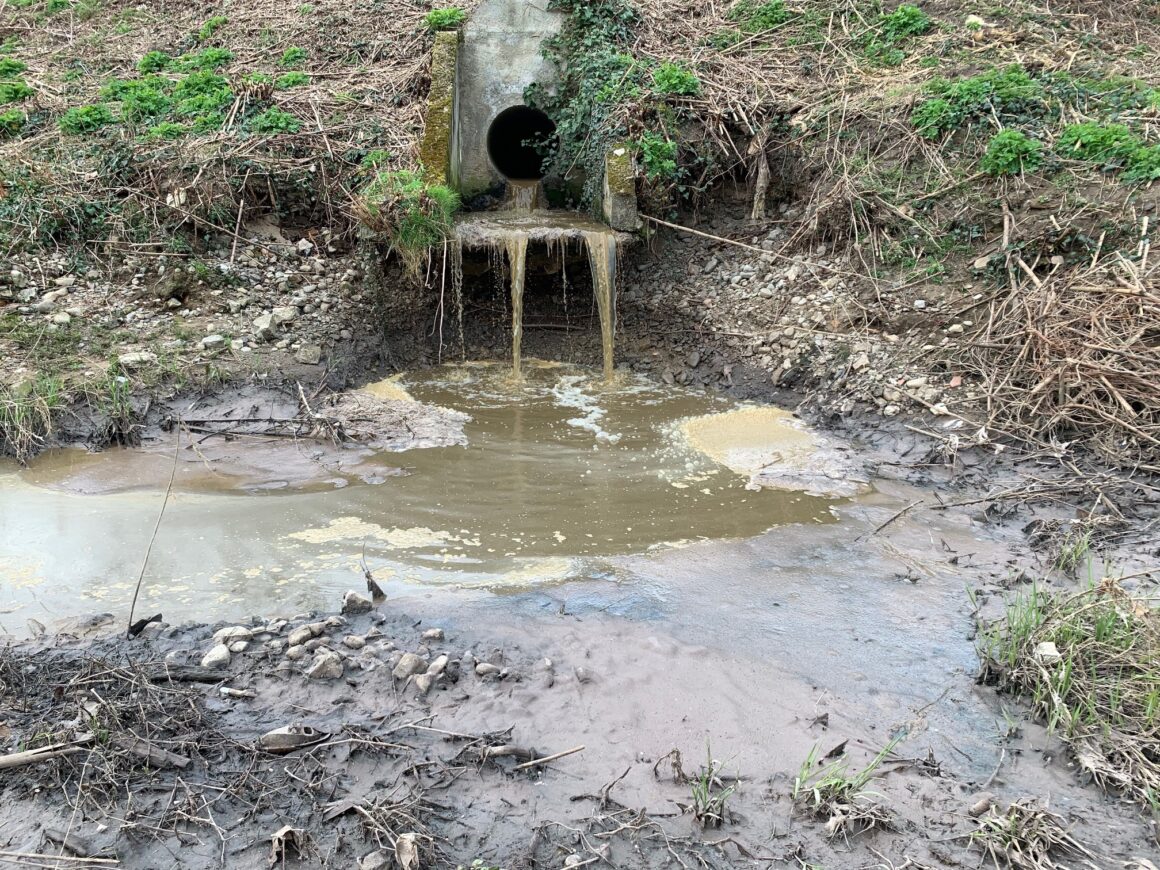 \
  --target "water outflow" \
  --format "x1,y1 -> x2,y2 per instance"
450,183 -> 620,380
